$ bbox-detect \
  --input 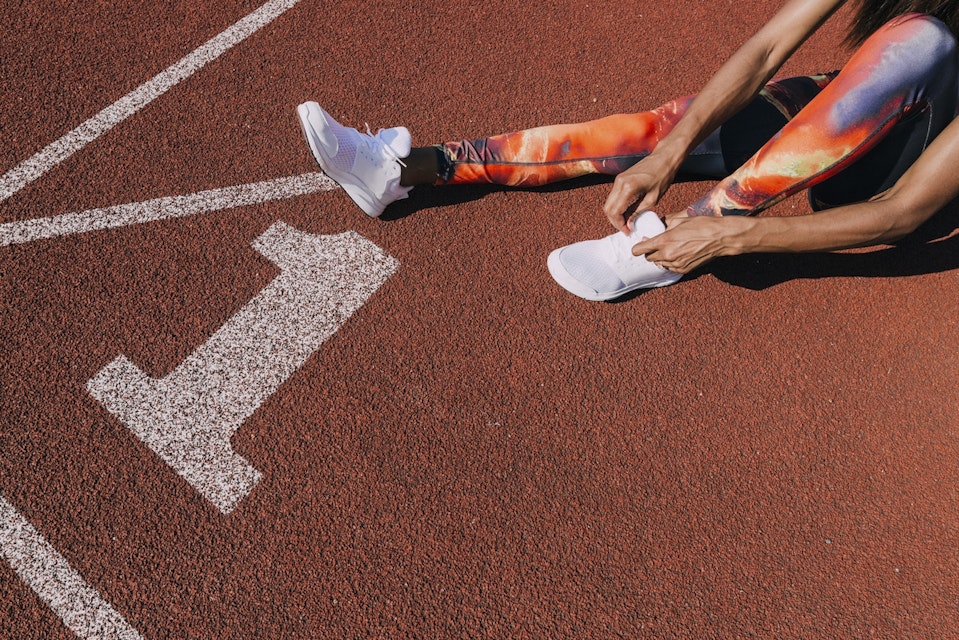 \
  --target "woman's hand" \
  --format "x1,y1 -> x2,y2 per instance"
631,214 -> 752,274
603,151 -> 679,233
